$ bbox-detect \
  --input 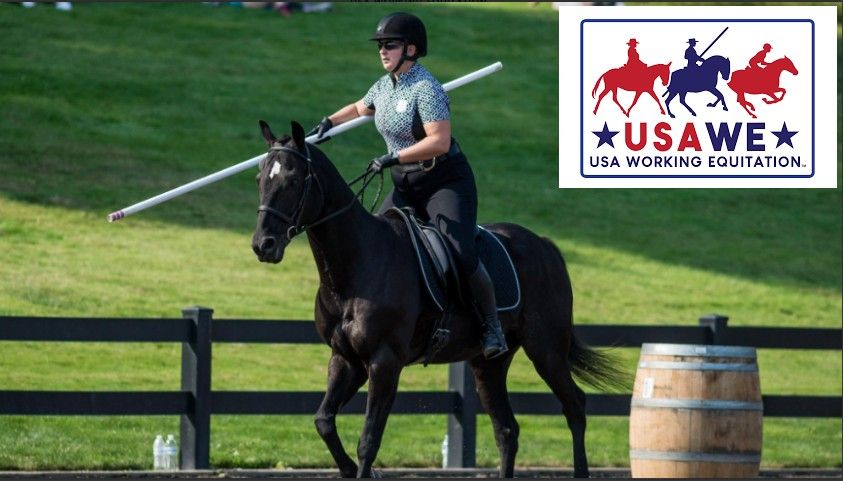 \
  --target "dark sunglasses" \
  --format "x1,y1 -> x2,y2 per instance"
377,41 -> 404,51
